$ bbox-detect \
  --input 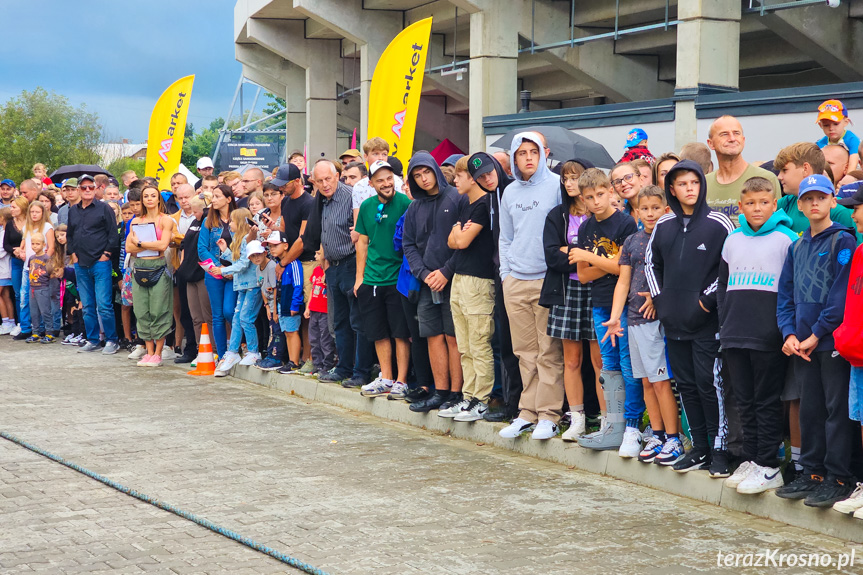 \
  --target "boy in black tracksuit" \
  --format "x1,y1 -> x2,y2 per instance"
645,160 -> 735,475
